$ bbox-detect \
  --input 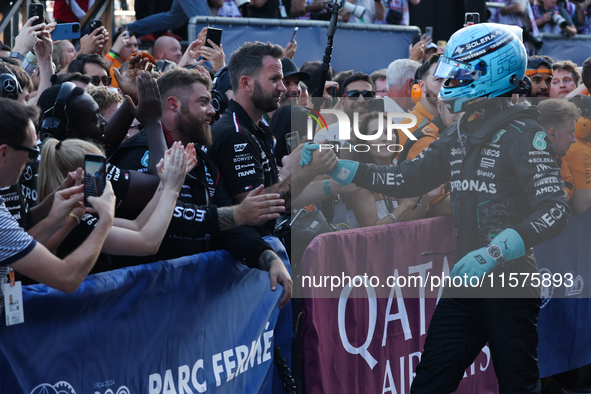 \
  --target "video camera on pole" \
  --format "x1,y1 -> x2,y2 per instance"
313,0 -> 345,110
